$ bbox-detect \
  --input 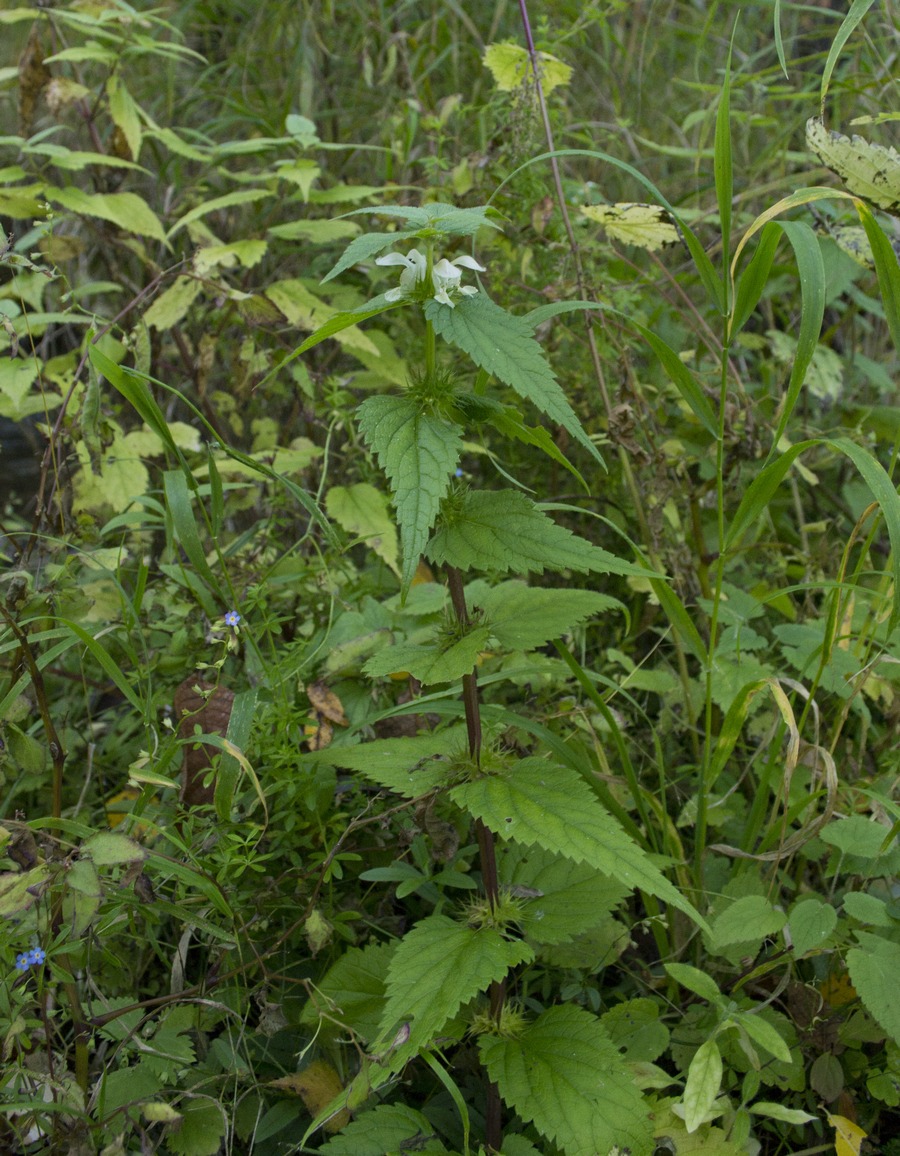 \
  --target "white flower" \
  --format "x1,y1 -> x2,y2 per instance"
432,255 -> 484,307
375,249 -> 485,307
376,248 -> 428,302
